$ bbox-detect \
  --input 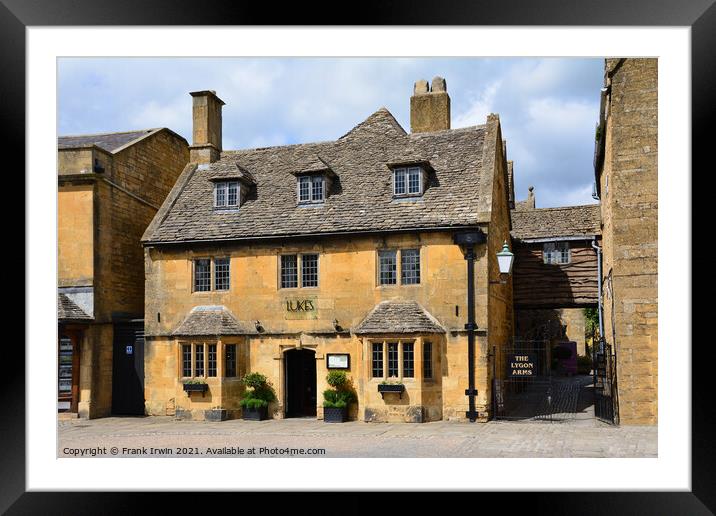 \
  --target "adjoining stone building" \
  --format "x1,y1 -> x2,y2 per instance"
58,128 -> 189,418
510,187 -> 602,356
594,58 -> 658,425
141,79 -> 515,423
